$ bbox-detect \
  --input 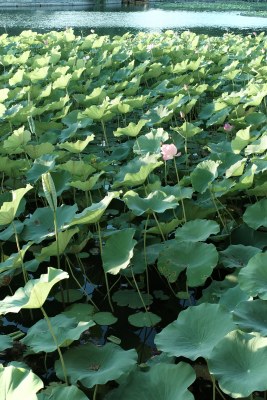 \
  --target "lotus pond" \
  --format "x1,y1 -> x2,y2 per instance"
0,28 -> 267,400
